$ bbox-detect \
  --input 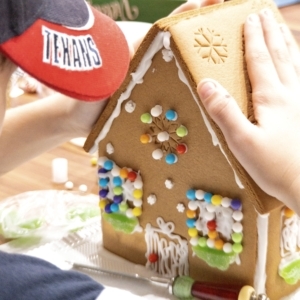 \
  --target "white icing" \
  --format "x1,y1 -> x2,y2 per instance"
147,194 -> 157,205
165,179 -> 174,189
171,49 -> 244,189
124,100 -> 136,113
89,30 -> 244,189
279,209 -> 300,285
177,203 -> 185,213
254,213 -> 269,295
98,157 -> 143,233
145,217 -> 189,277
280,212 -> 300,258
162,48 -> 174,62
106,142 -> 114,154
88,32 -> 166,154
